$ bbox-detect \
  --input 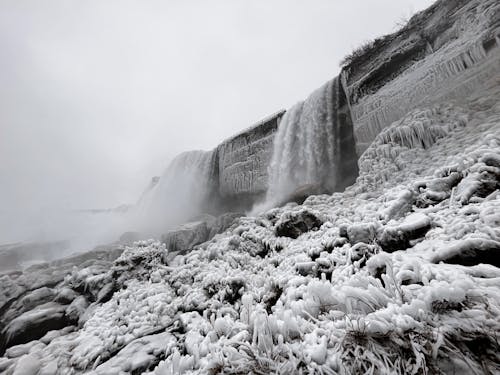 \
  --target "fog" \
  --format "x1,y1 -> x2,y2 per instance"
0,0 -> 435,259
